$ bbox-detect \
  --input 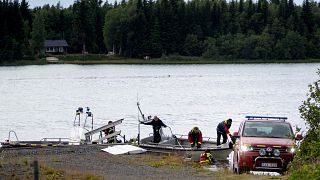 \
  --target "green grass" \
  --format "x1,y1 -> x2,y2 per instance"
0,59 -> 47,66
2,54 -> 320,66
136,153 -> 287,179
61,55 -> 320,65
288,162 -> 320,180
